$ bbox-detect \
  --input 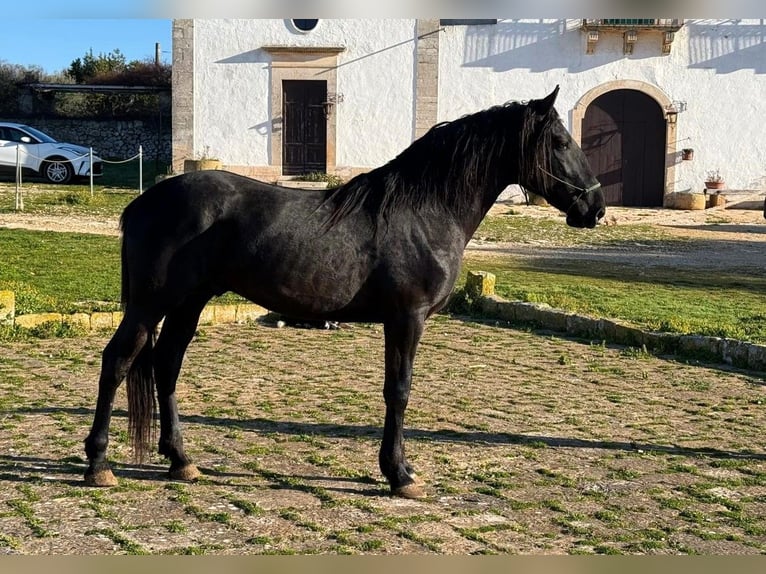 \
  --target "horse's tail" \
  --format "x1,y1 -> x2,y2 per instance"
120,202 -> 157,462
126,332 -> 156,463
